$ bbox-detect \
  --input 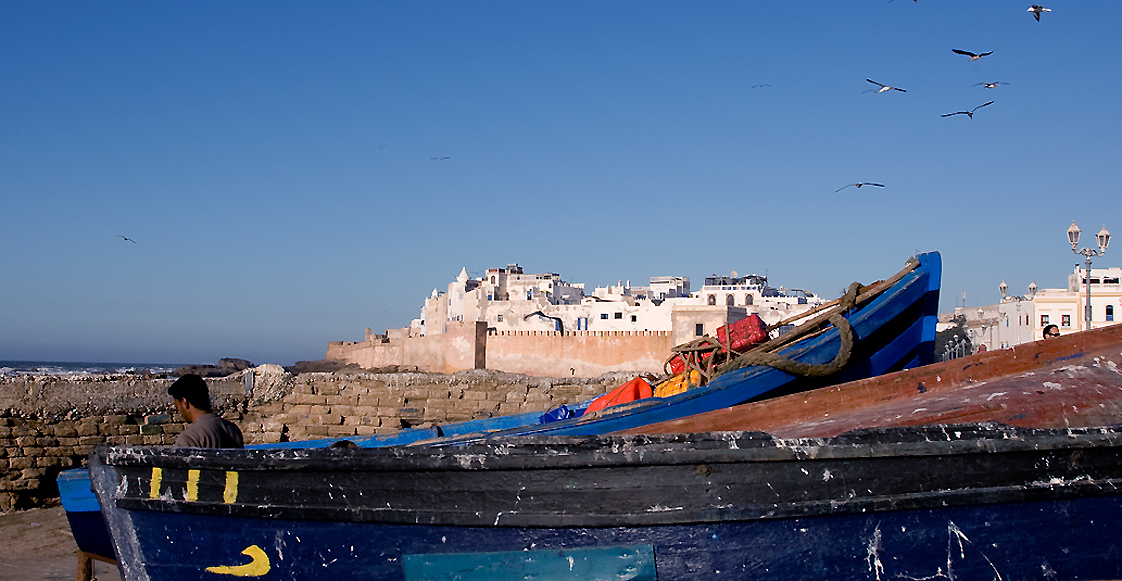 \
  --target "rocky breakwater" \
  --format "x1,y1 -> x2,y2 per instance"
0,366 -> 625,512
